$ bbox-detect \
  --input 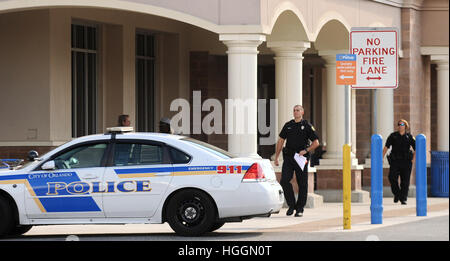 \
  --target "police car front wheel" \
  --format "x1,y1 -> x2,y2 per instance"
0,196 -> 15,237
166,189 -> 216,236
